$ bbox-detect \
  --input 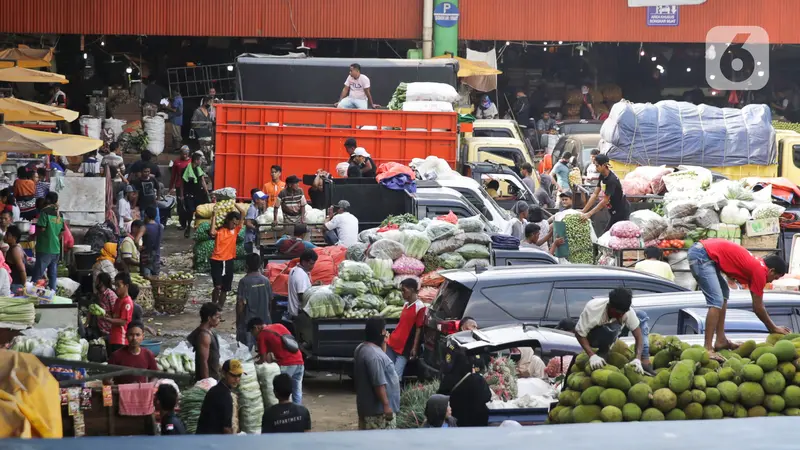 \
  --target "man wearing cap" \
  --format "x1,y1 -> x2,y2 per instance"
196,359 -> 244,435
348,148 -> 372,178
343,139 -> 376,177
118,185 -> 139,234
581,154 -> 630,232
245,189 -> 268,254
274,175 -> 306,227
324,200 -> 359,247
170,146 -> 192,230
